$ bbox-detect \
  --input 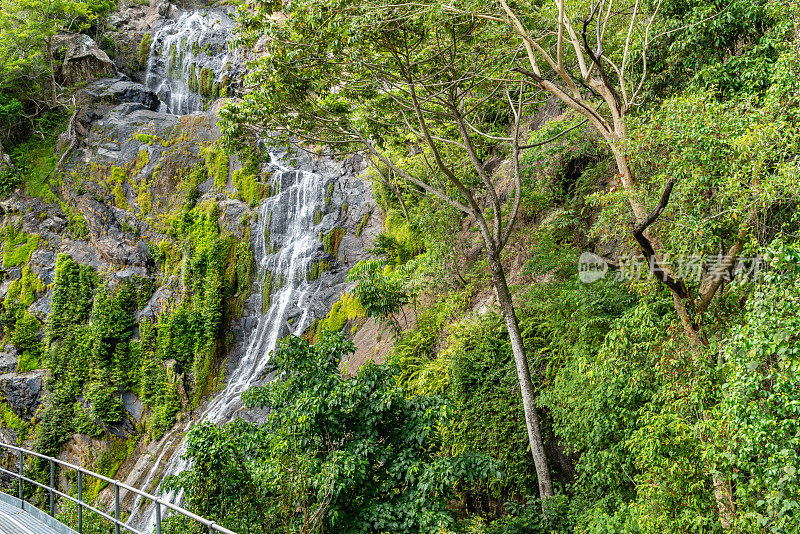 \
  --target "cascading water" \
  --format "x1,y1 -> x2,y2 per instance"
128,154 -> 335,531
144,9 -> 236,114
123,8 -> 363,531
